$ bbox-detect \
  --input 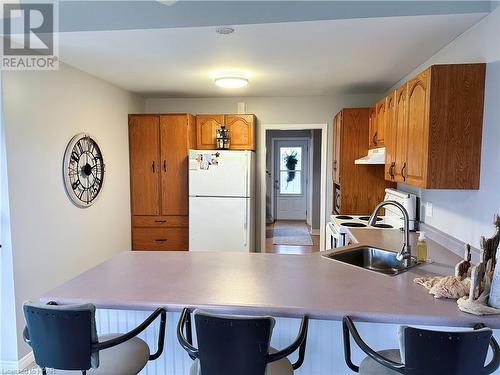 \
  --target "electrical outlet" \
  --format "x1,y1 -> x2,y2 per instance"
425,202 -> 433,218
